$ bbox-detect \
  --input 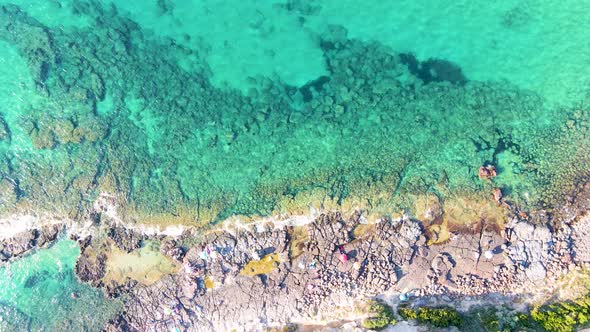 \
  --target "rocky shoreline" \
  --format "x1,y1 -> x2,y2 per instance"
2,213 -> 590,331
1,178 -> 590,332
3,190 -> 590,331
105,213 -> 590,331
0,223 -> 63,265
